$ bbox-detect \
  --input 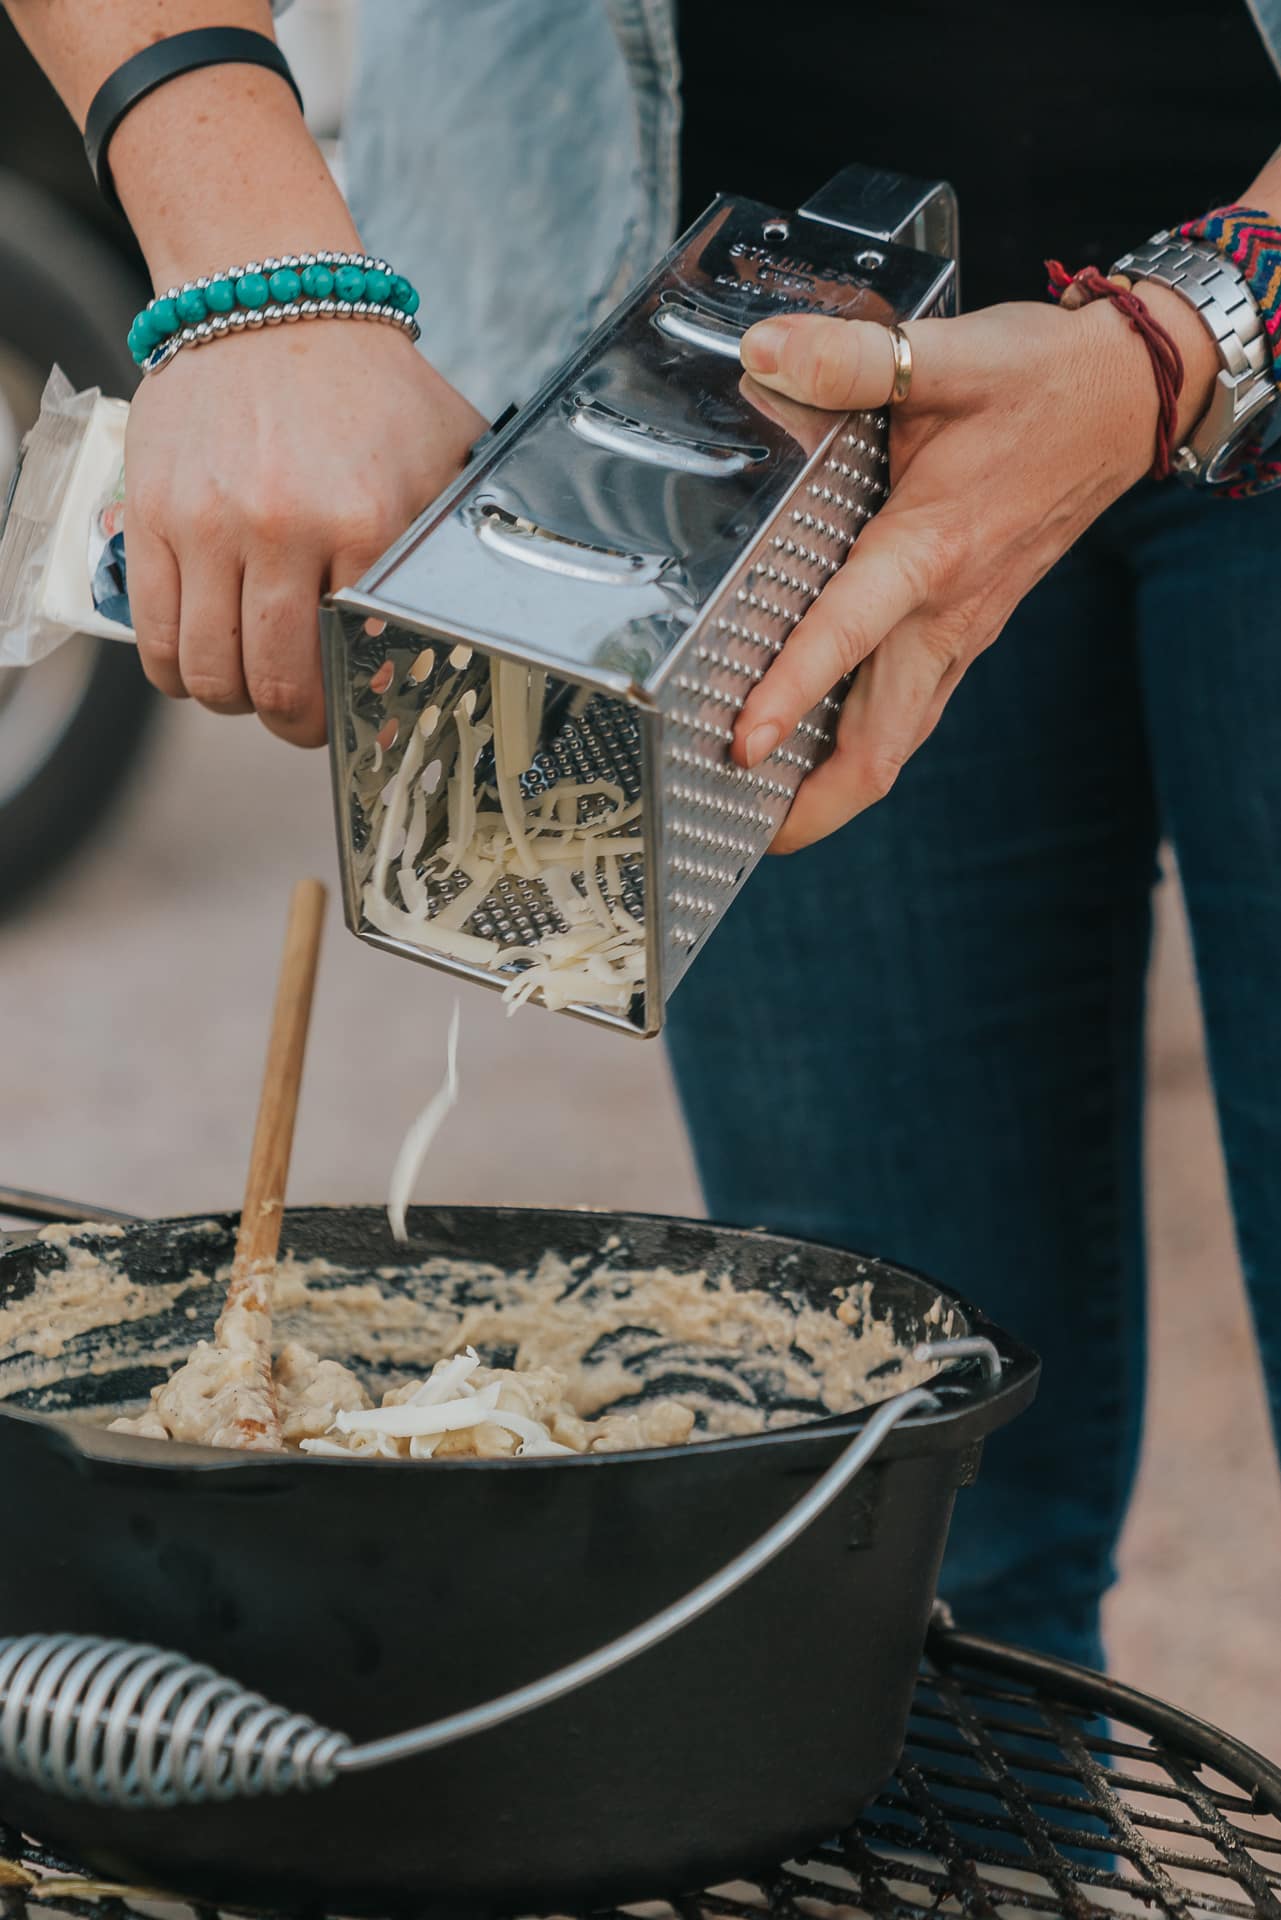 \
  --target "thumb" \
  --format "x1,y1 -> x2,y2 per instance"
741,313 -> 937,411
